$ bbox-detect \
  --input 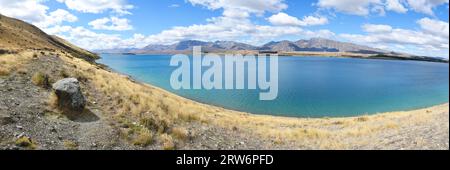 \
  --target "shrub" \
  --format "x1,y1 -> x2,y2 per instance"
47,92 -> 59,109
356,116 -> 369,122
15,136 -> 37,149
59,70 -> 69,78
160,134 -> 175,150
132,128 -> 153,147
31,72 -> 49,88
0,67 -> 9,76
17,68 -> 28,75
140,115 -> 169,134
63,140 -> 79,150
0,49 -> 8,55
171,127 -> 189,141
